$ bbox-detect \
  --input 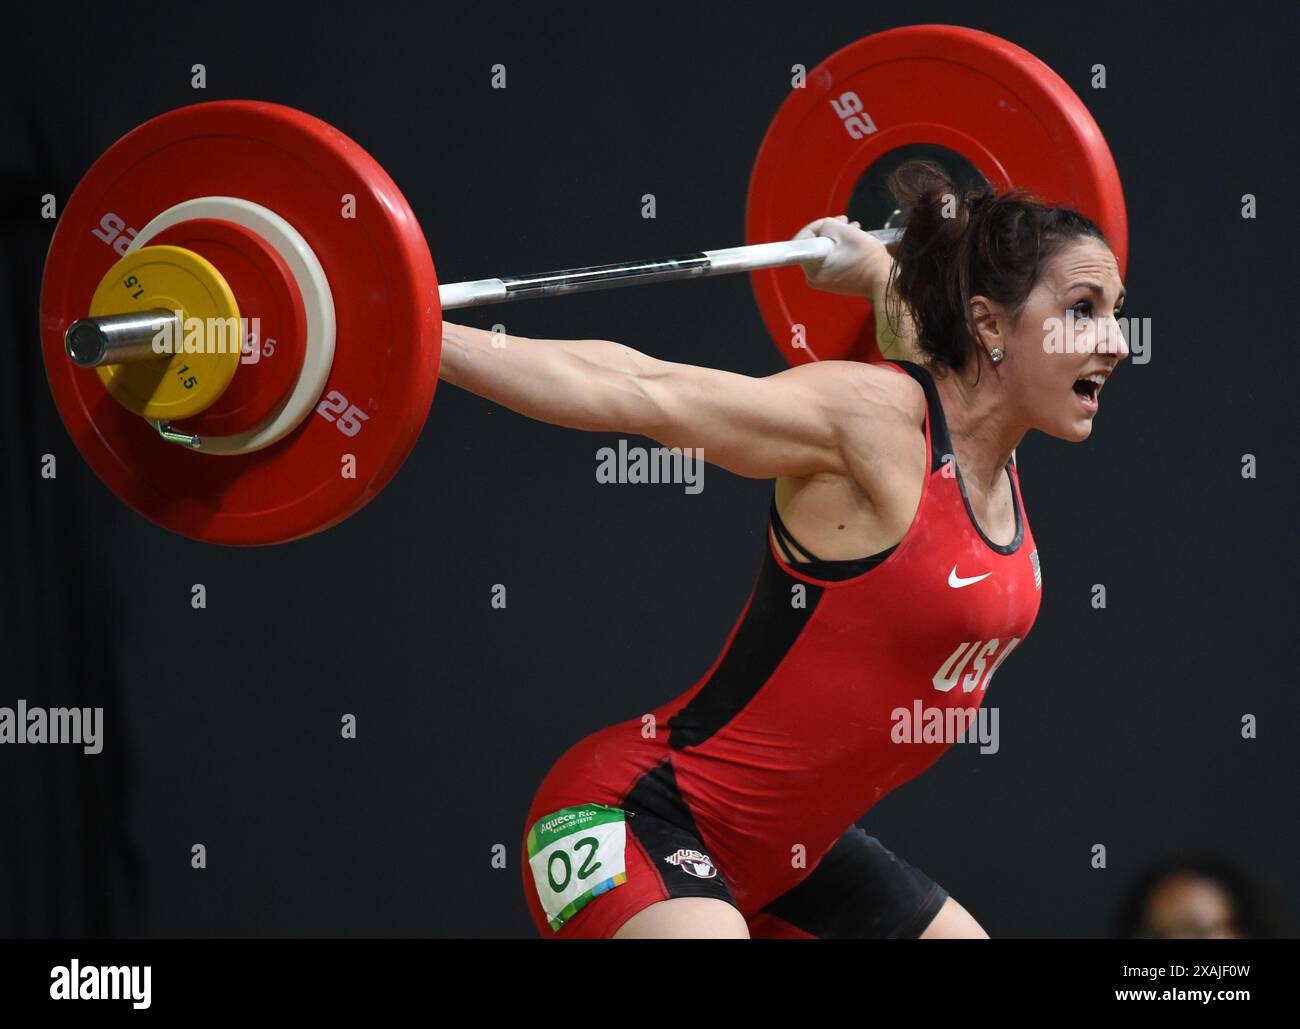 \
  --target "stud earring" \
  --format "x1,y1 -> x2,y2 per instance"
989,347 -> 1004,364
